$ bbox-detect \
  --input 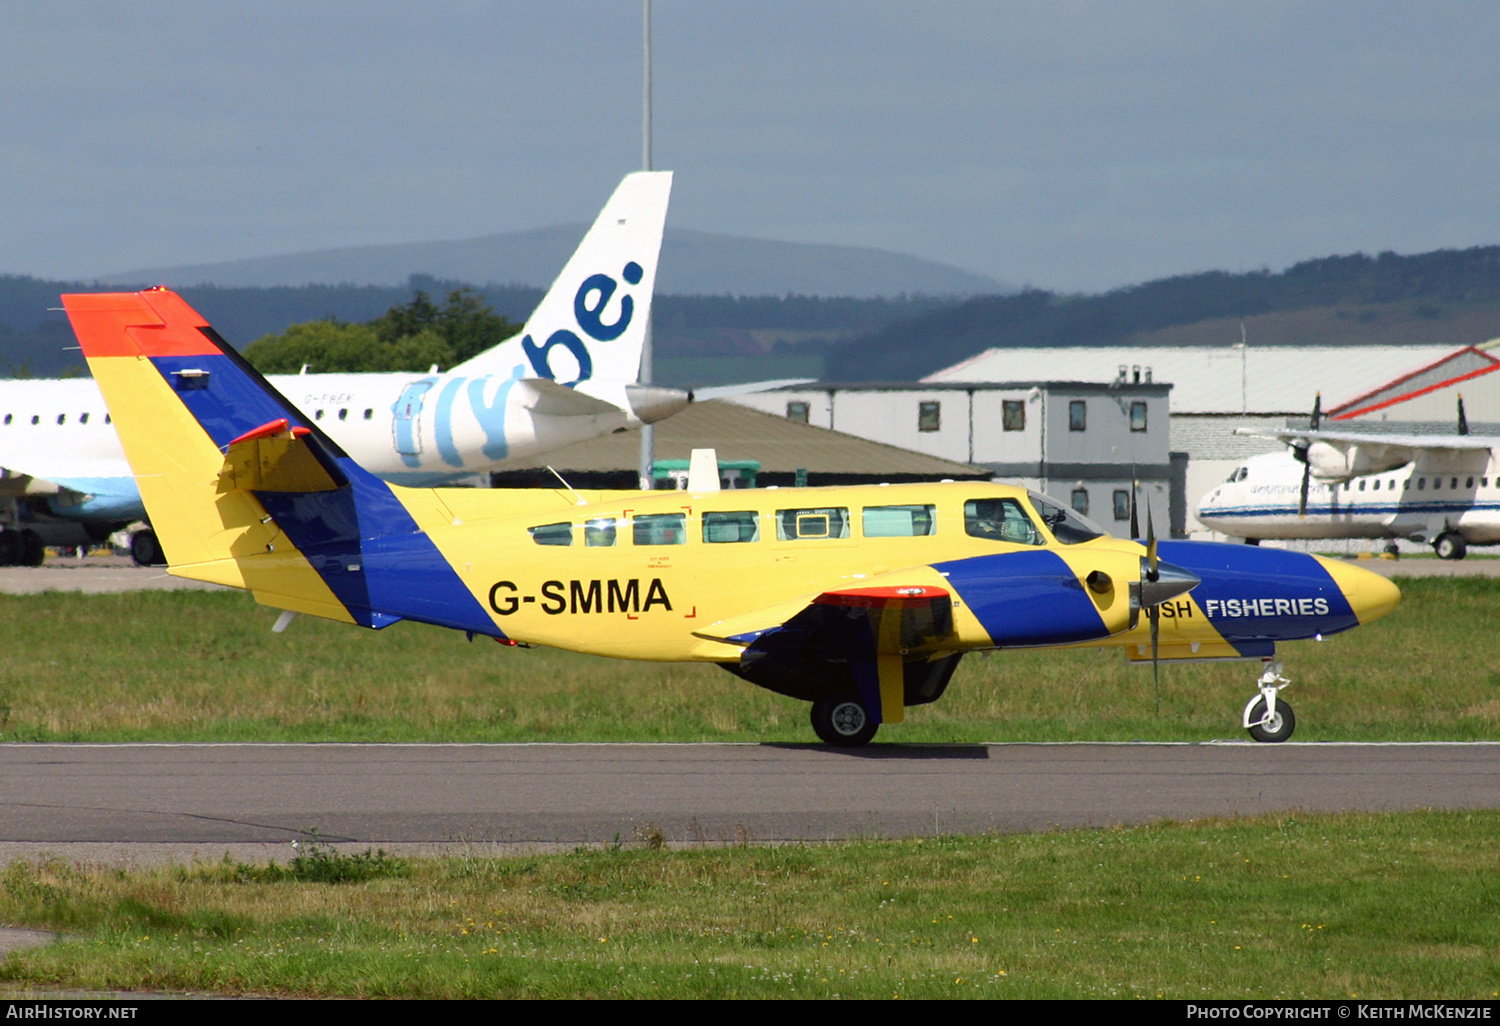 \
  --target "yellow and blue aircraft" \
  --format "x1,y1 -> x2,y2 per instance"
64,288 -> 1401,745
